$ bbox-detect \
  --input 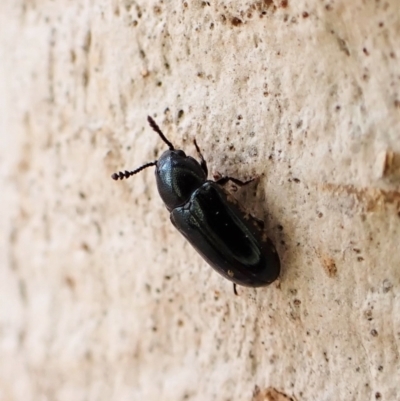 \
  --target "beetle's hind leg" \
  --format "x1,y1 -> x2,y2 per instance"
193,139 -> 208,177
233,283 -> 239,296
